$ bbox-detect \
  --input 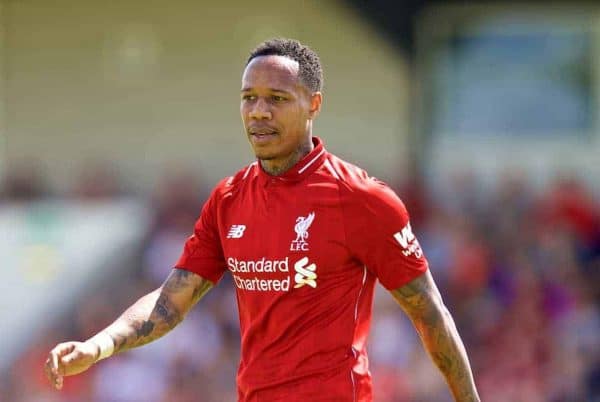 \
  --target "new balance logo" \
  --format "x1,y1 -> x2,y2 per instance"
293,256 -> 317,289
227,224 -> 246,239
393,222 -> 423,258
